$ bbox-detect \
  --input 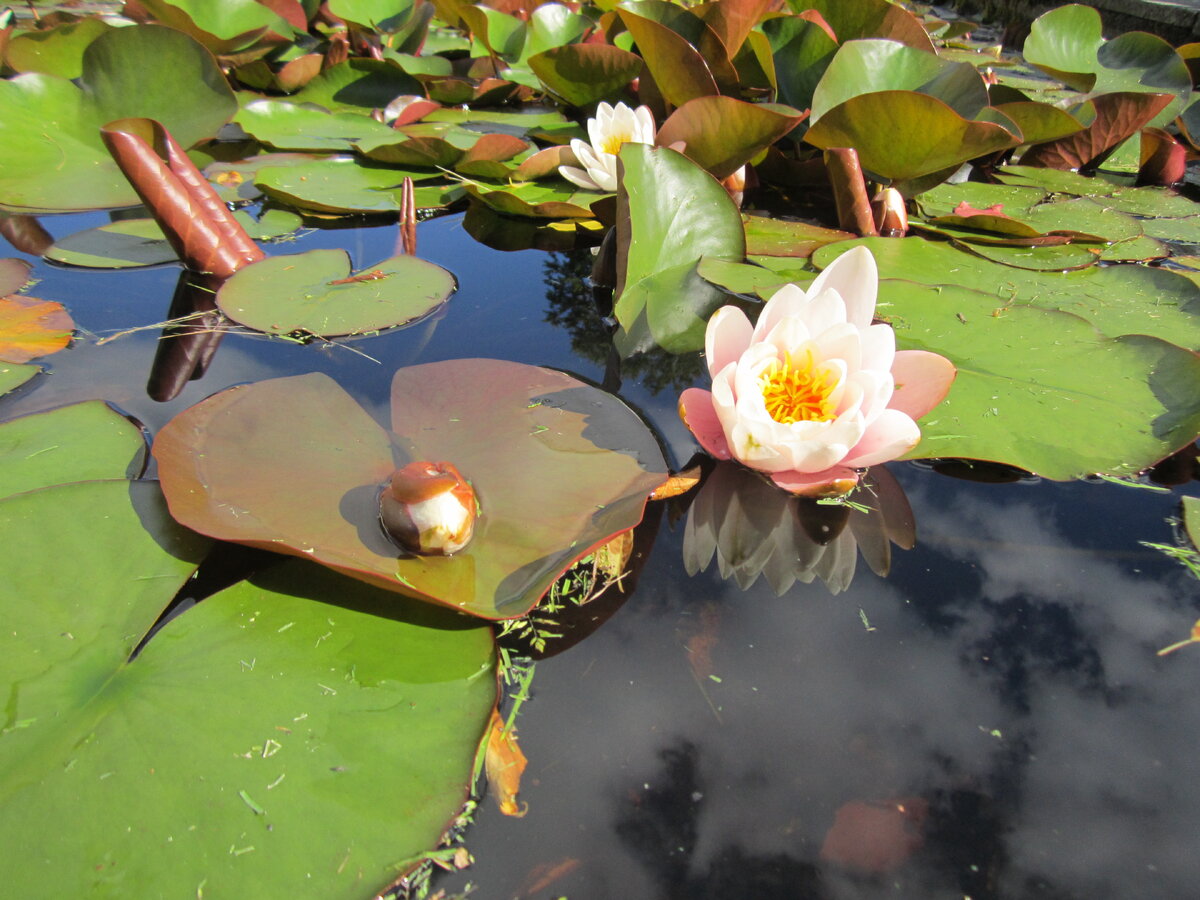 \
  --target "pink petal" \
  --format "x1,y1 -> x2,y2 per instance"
808,245 -> 877,330
679,388 -> 732,460
770,466 -> 861,497
841,409 -> 920,468
705,306 -> 753,376
888,350 -> 956,420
